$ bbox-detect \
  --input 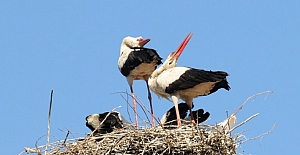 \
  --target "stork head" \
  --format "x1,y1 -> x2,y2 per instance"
120,36 -> 151,54
85,114 -> 101,131
163,33 -> 193,69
